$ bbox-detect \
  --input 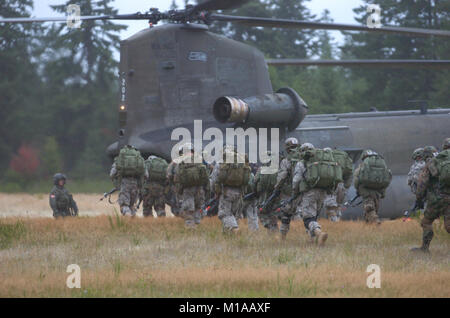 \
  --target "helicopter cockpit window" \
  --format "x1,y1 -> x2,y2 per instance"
188,52 -> 207,62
